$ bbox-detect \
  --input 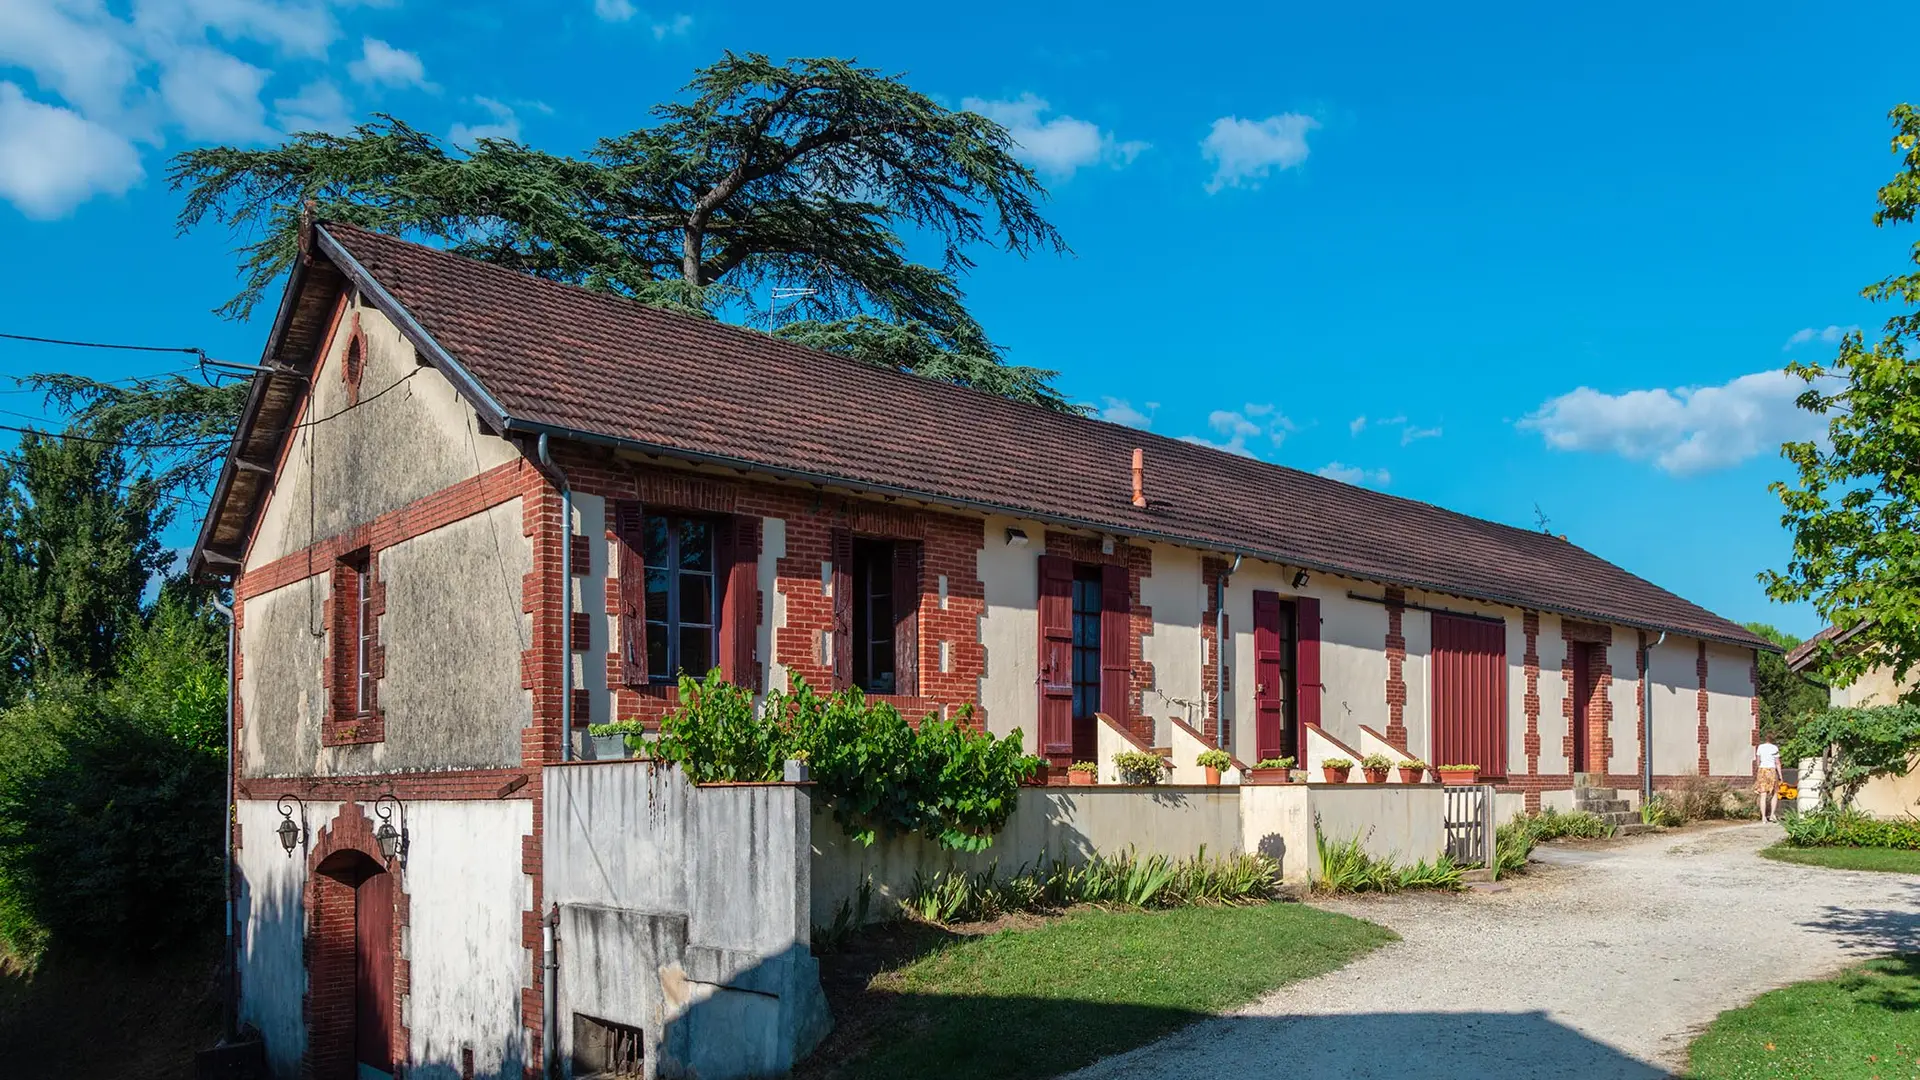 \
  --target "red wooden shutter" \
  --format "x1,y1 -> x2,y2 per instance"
830,528 -> 853,690
610,500 -> 648,687
720,516 -> 761,690
1433,614 -> 1508,777
892,542 -> 921,696
1295,596 -> 1322,731
1037,554 -> 1074,757
1253,590 -> 1285,761
354,869 -> 396,1070
1099,563 -> 1130,723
